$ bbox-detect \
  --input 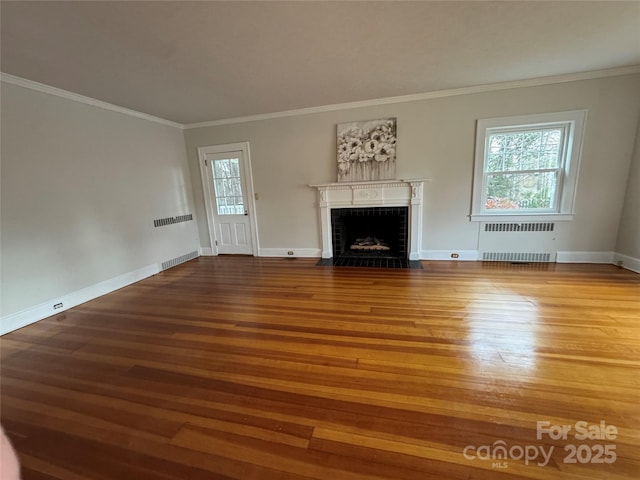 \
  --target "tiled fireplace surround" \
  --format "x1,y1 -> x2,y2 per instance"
331,206 -> 409,259
311,180 -> 424,262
